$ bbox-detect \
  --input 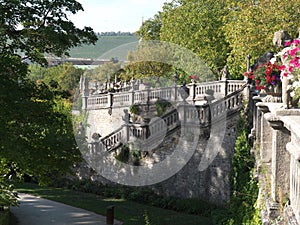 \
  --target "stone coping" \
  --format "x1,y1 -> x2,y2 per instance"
258,102 -> 300,159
